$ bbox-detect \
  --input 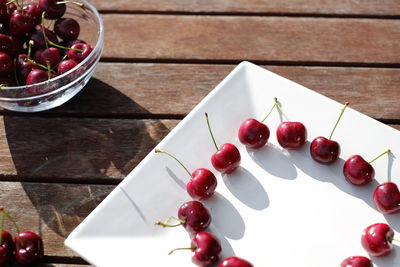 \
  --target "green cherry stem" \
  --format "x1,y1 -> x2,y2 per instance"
56,1 -> 84,7
27,40 -> 34,58
392,238 -> 400,243
47,39 -> 83,53
369,149 -> 391,164
0,209 -> 5,244
168,247 -> 195,255
25,58 -> 57,74
260,98 -> 279,123
6,0 -> 23,11
41,12 -> 49,50
155,216 -> 186,228
0,208 -> 20,235
205,113 -> 219,151
154,149 -> 192,177
329,102 -> 349,140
